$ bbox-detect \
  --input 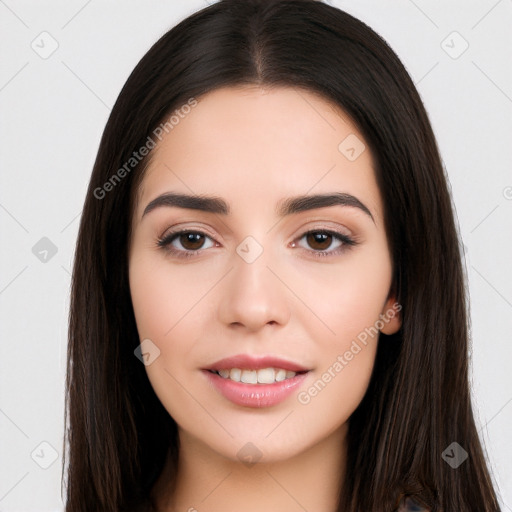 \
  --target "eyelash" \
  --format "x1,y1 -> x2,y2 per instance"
156,228 -> 357,260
